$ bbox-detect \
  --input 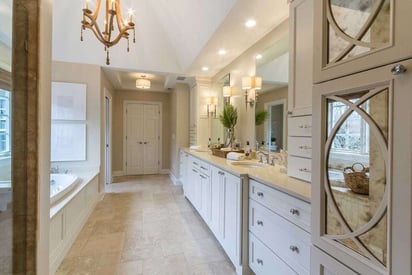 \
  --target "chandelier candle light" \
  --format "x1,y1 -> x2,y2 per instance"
81,0 -> 136,65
